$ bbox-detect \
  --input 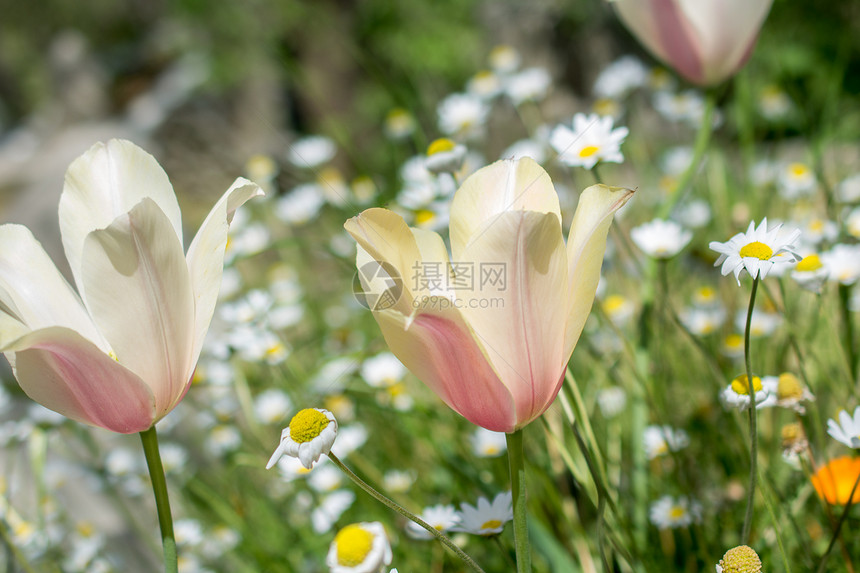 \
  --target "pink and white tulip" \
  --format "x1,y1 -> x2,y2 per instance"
611,0 -> 774,86
0,140 -> 263,433
345,158 -> 632,432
